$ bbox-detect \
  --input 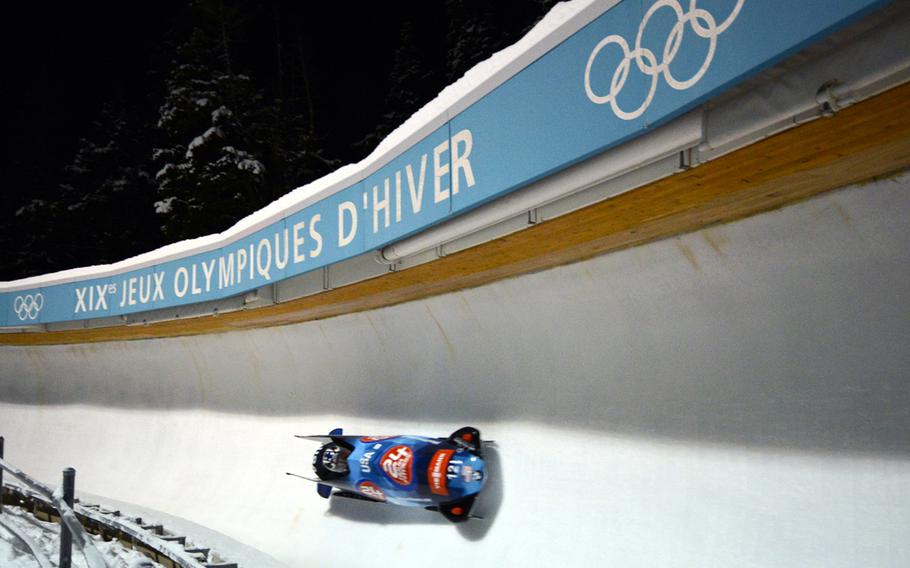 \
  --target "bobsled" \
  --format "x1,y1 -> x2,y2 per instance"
290,426 -> 490,522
